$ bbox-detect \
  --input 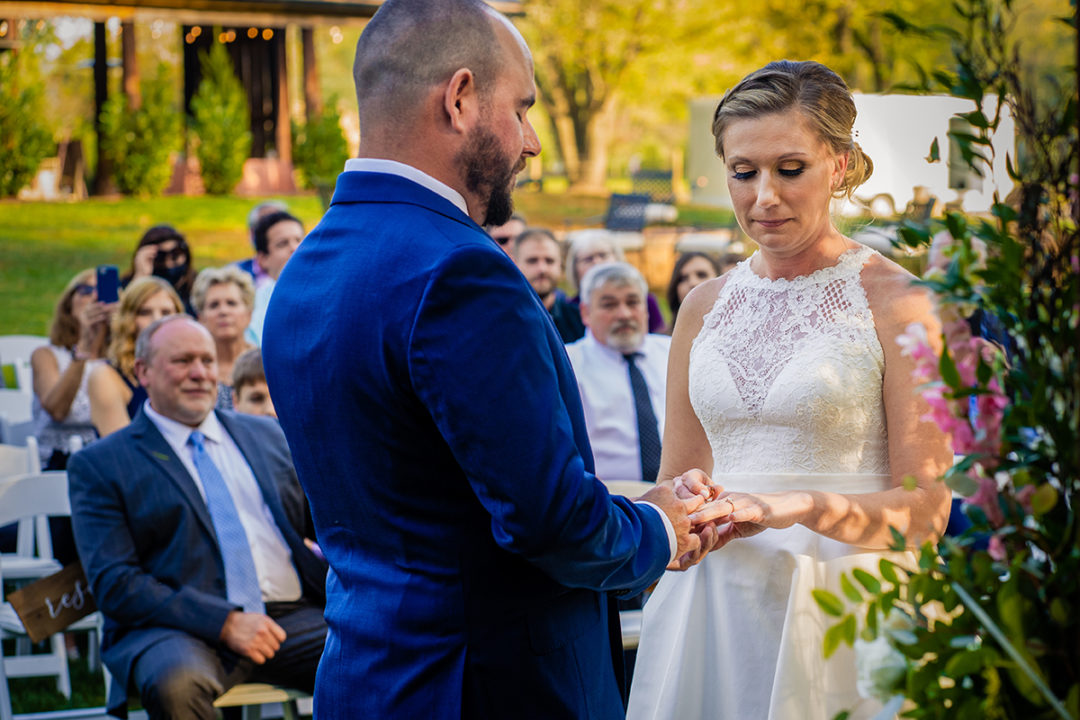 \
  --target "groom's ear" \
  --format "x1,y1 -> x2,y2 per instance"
442,68 -> 479,135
